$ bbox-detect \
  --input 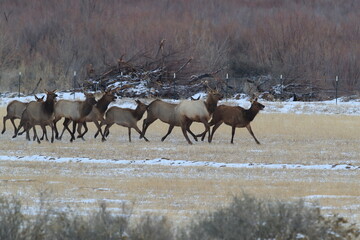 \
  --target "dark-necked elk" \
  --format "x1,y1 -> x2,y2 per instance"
175,89 -> 223,144
76,89 -> 117,141
15,89 -> 58,143
2,95 -> 44,138
208,97 -> 265,144
140,99 -> 199,142
53,92 -> 97,142
103,100 -> 148,142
